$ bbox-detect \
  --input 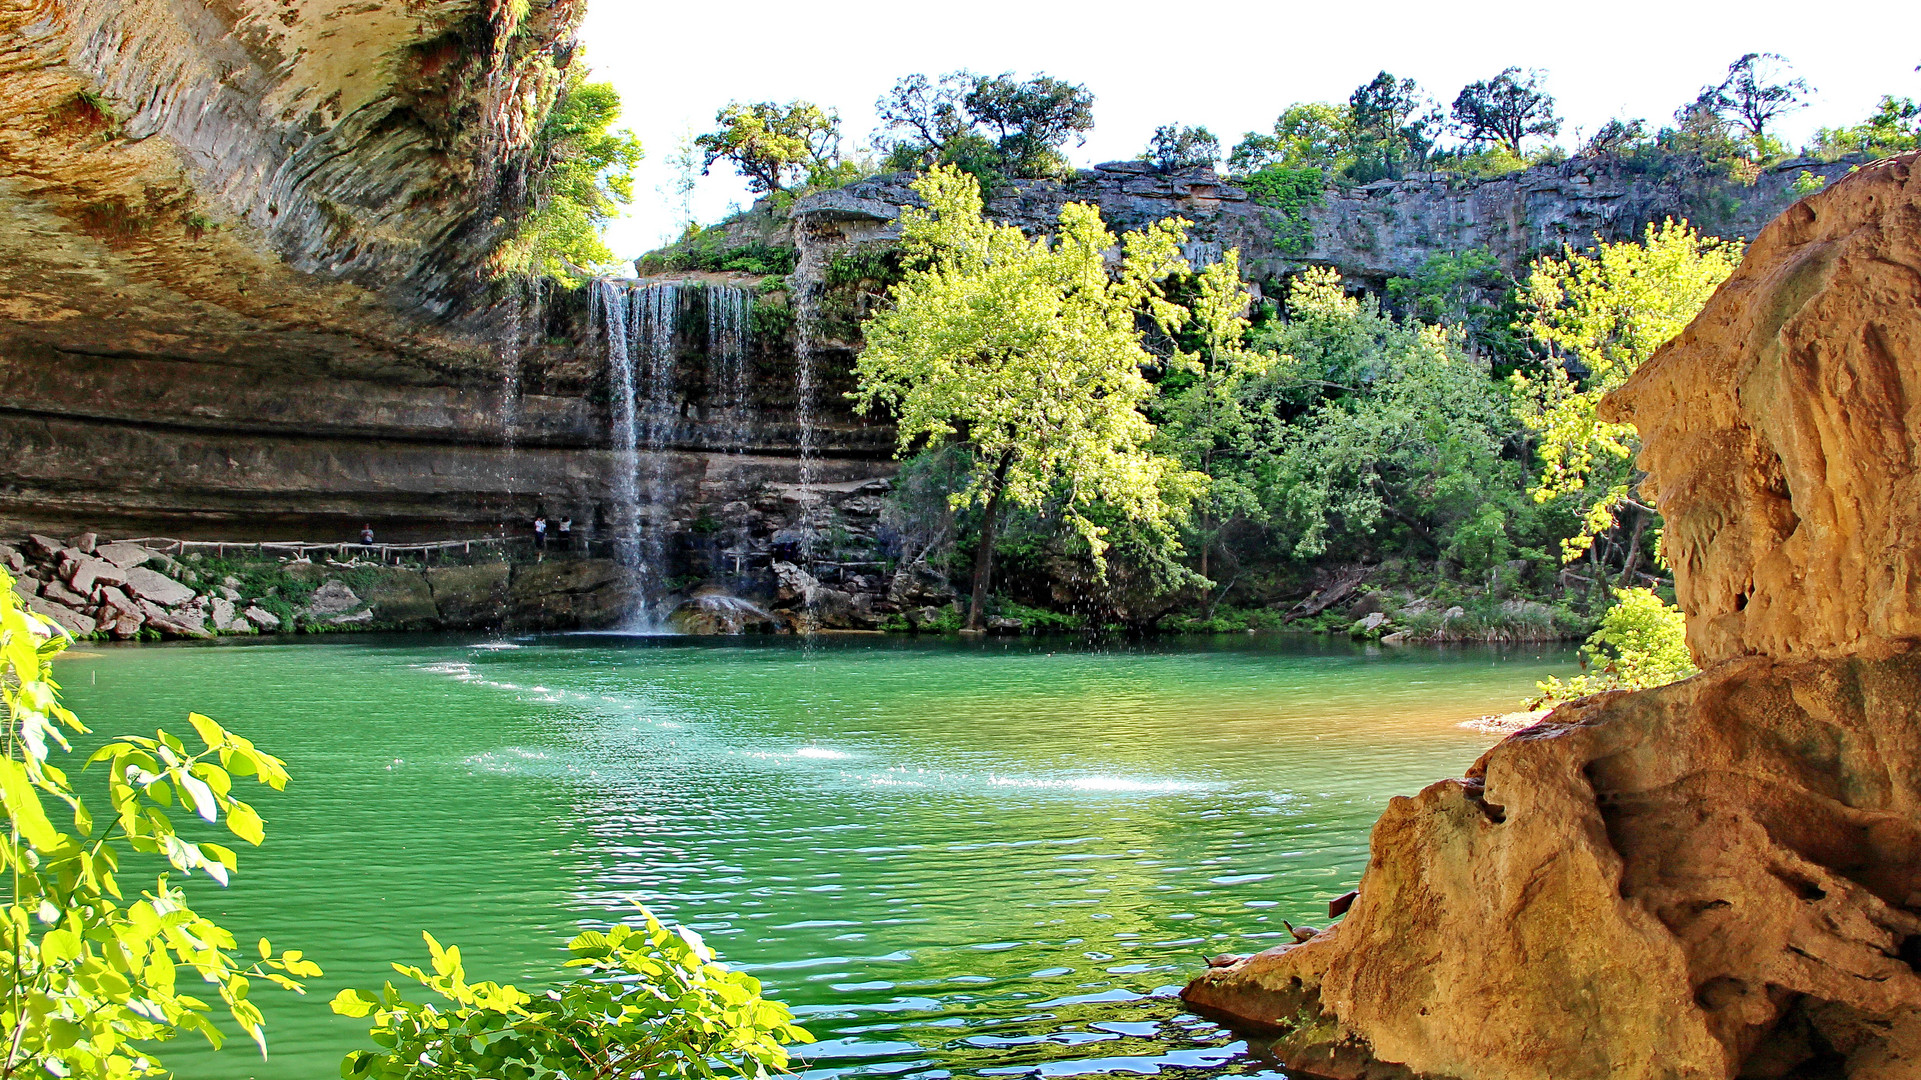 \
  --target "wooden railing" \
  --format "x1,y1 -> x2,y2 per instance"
118,535 -> 541,565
